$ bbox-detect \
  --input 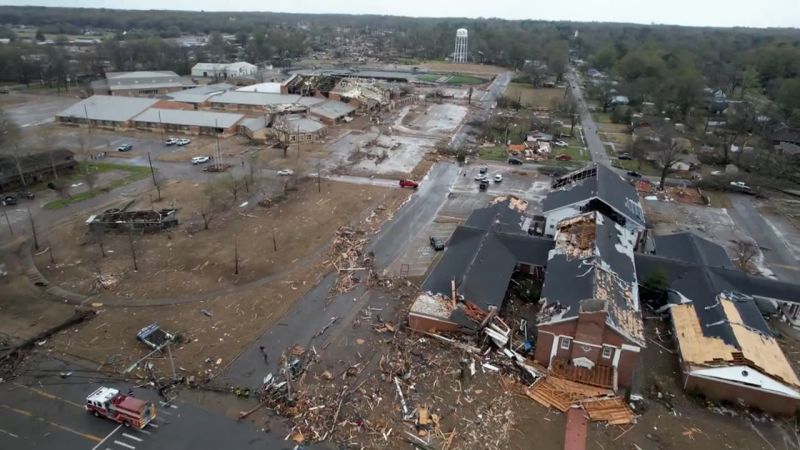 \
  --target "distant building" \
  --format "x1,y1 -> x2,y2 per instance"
165,83 -> 235,106
191,62 -> 258,79
91,71 -> 195,97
